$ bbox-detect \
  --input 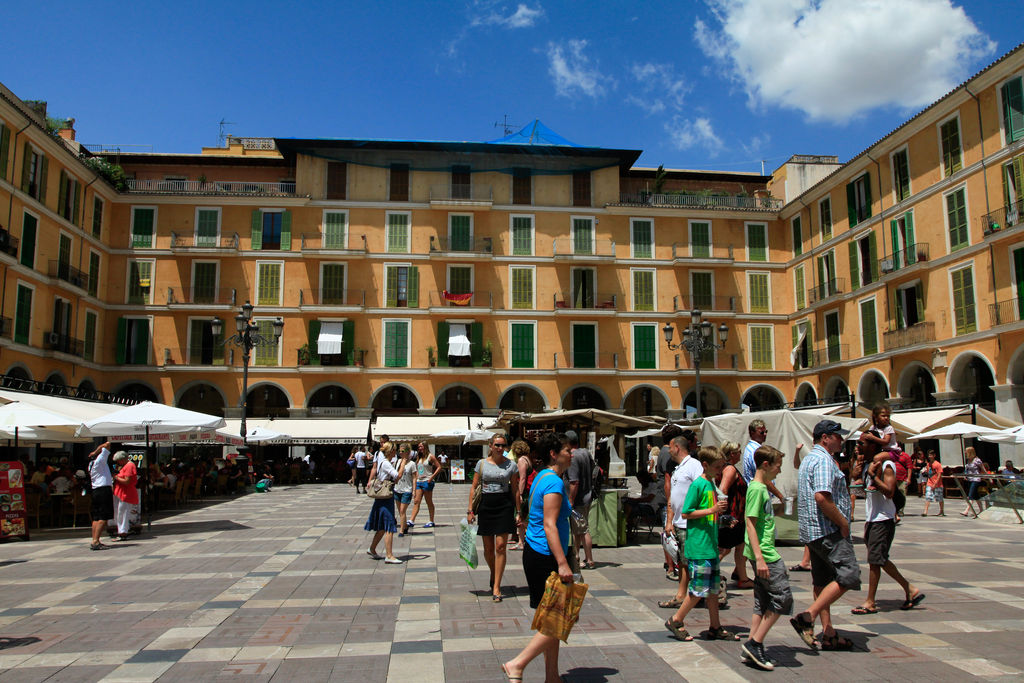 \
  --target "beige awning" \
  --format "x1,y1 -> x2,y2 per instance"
223,418 -> 369,444
373,415 -> 471,441
317,322 -> 344,355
